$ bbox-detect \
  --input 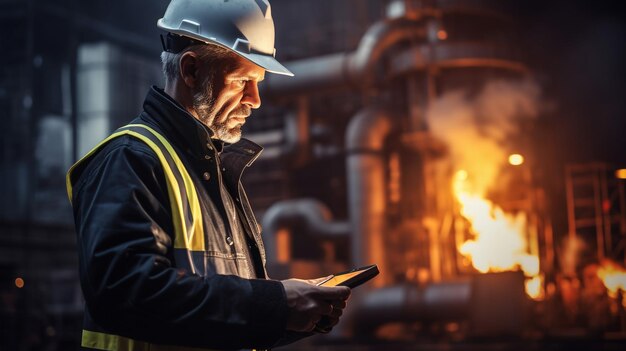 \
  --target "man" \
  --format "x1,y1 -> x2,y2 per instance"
66,1 -> 350,350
